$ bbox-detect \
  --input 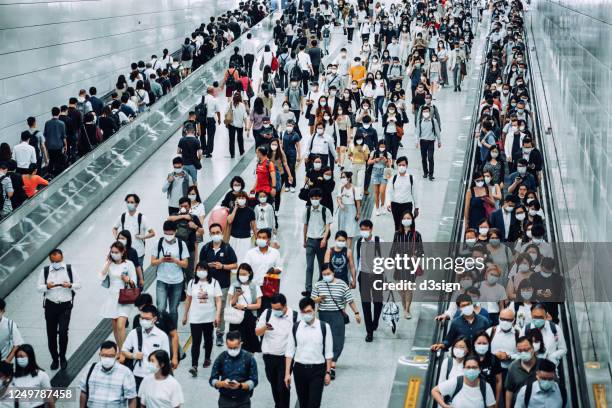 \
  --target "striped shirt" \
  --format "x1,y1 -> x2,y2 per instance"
79,363 -> 137,408
311,279 -> 354,311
